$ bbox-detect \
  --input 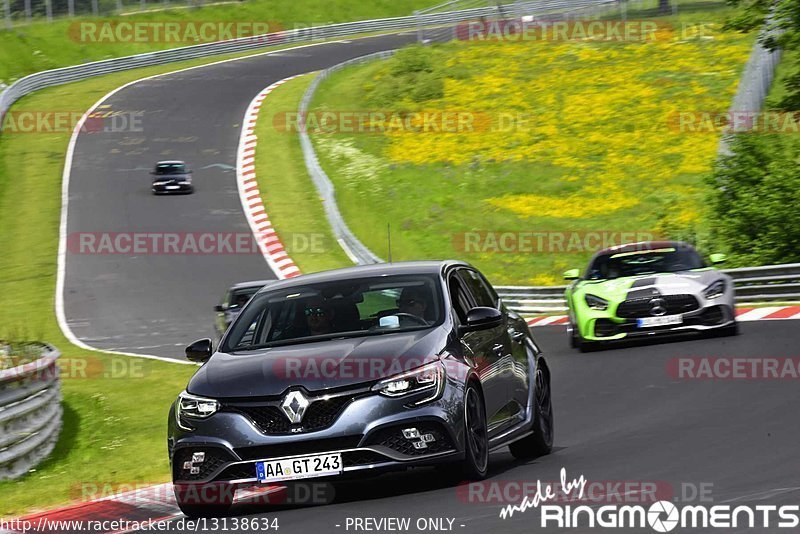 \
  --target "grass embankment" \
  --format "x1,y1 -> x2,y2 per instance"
0,48 -> 320,515
0,0 -> 437,86
297,0 -> 755,285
